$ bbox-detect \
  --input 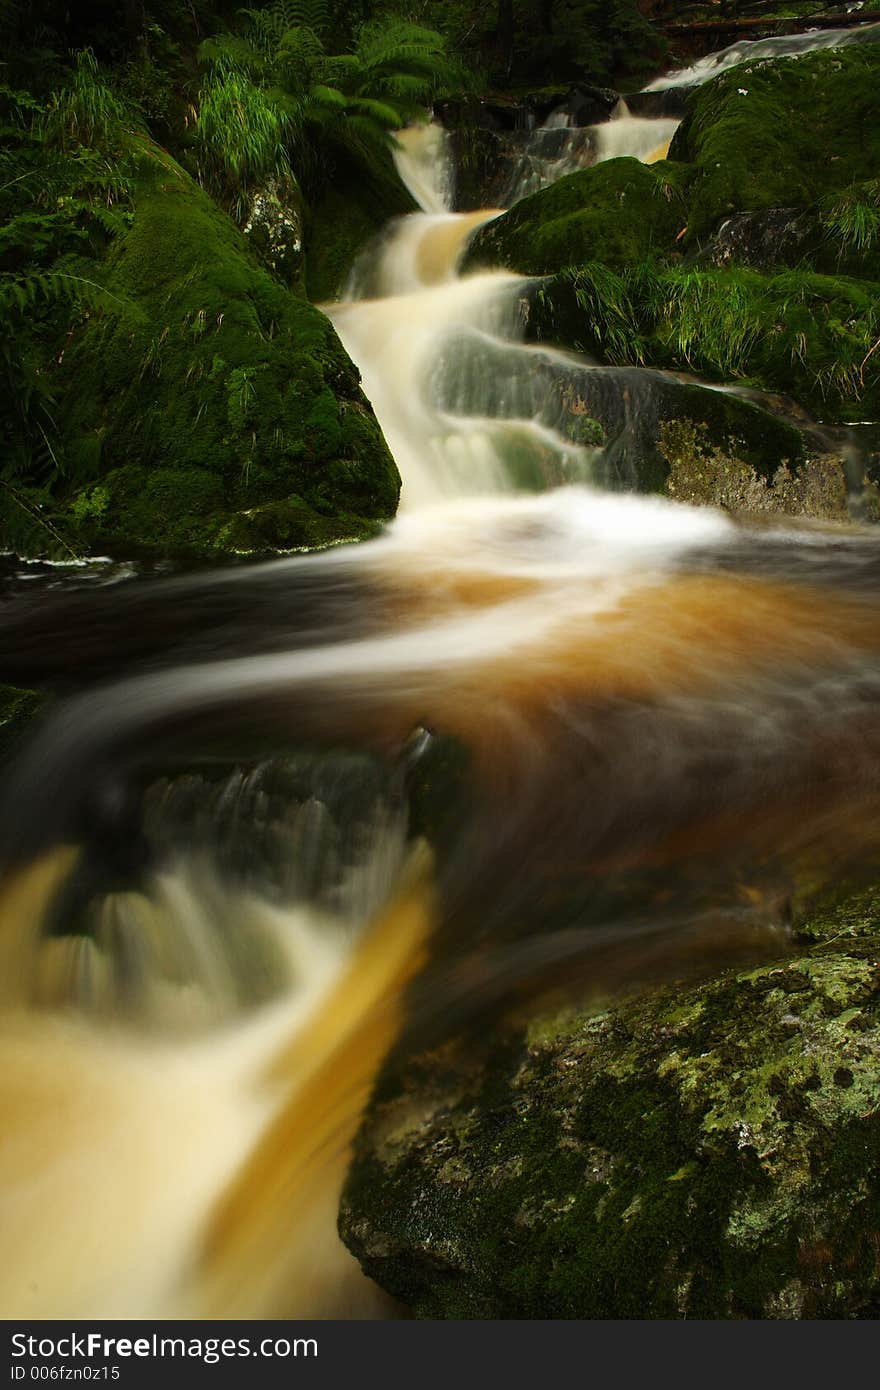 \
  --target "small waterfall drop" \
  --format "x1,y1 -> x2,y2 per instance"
328,124 -> 598,508
593,99 -> 680,165
501,103 -> 680,206
392,121 -> 454,213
